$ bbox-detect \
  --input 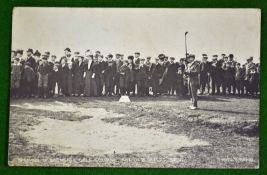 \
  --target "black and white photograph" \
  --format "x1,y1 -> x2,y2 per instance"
8,7 -> 260,168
